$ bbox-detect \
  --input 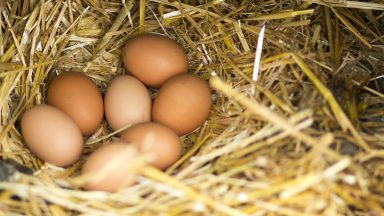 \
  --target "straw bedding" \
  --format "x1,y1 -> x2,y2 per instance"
0,0 -> 384,215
